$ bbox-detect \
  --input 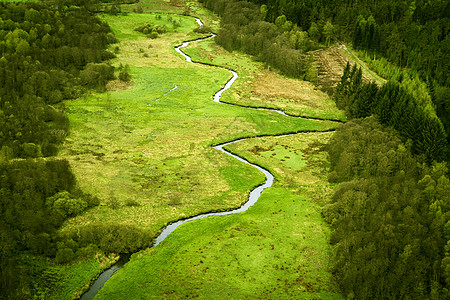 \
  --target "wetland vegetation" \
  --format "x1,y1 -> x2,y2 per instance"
1,0 -> 449,299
